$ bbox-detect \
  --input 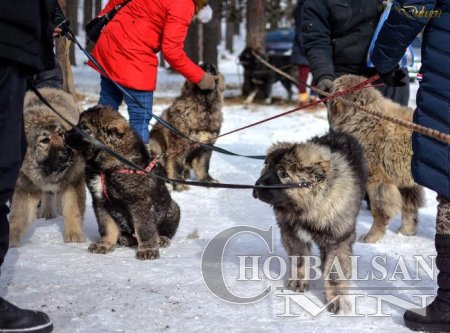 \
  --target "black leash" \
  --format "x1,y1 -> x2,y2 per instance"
62,25 -> 264,160
27,82 -> 315,190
